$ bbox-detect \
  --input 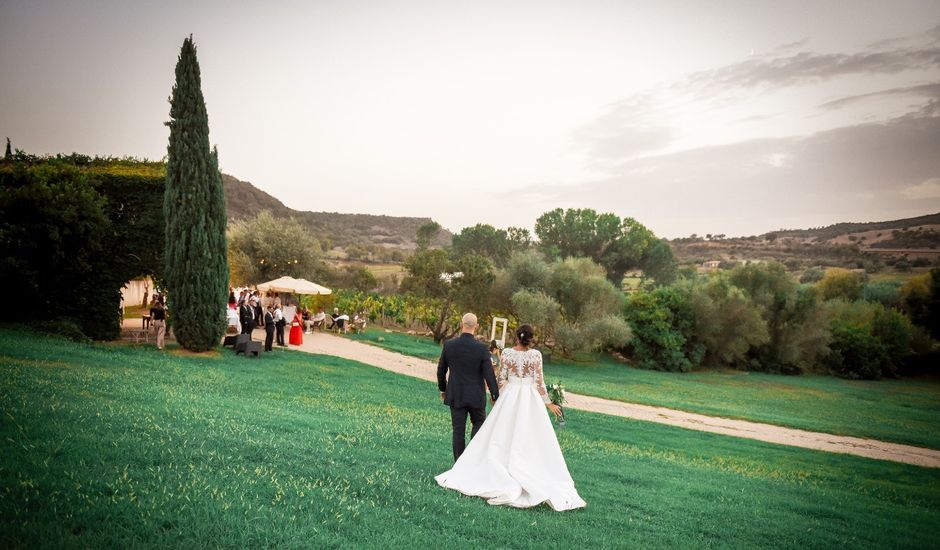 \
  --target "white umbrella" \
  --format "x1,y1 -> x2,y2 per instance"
256,276 -> 332,295
295,278 -> 332,295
